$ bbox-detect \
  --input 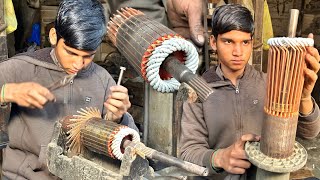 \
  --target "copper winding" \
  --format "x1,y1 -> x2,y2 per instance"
61,107 -> 140,160
261,37 -> 313,158
81,119 -> 128,159
107,8 -> 185,81
106,7 -> 215,101
264,41 -> 306,118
